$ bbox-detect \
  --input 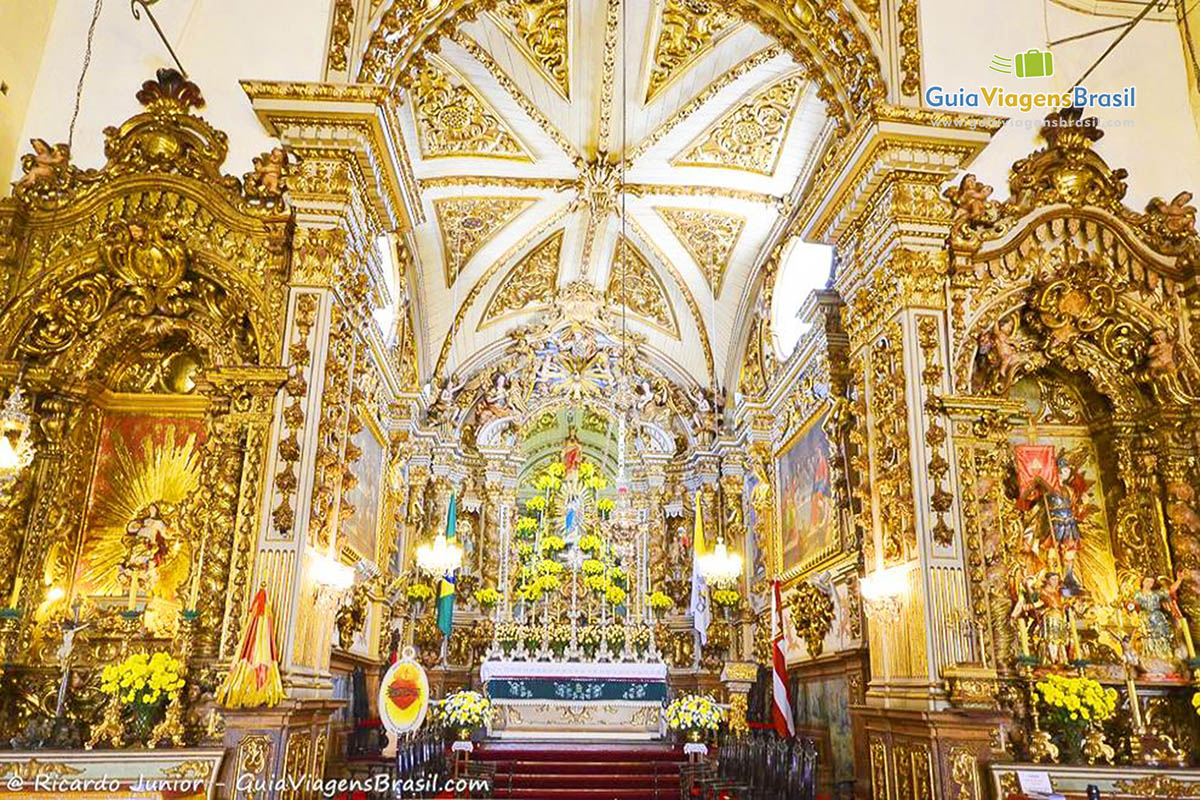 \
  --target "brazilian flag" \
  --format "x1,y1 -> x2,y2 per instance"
436,493 -> 458,636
